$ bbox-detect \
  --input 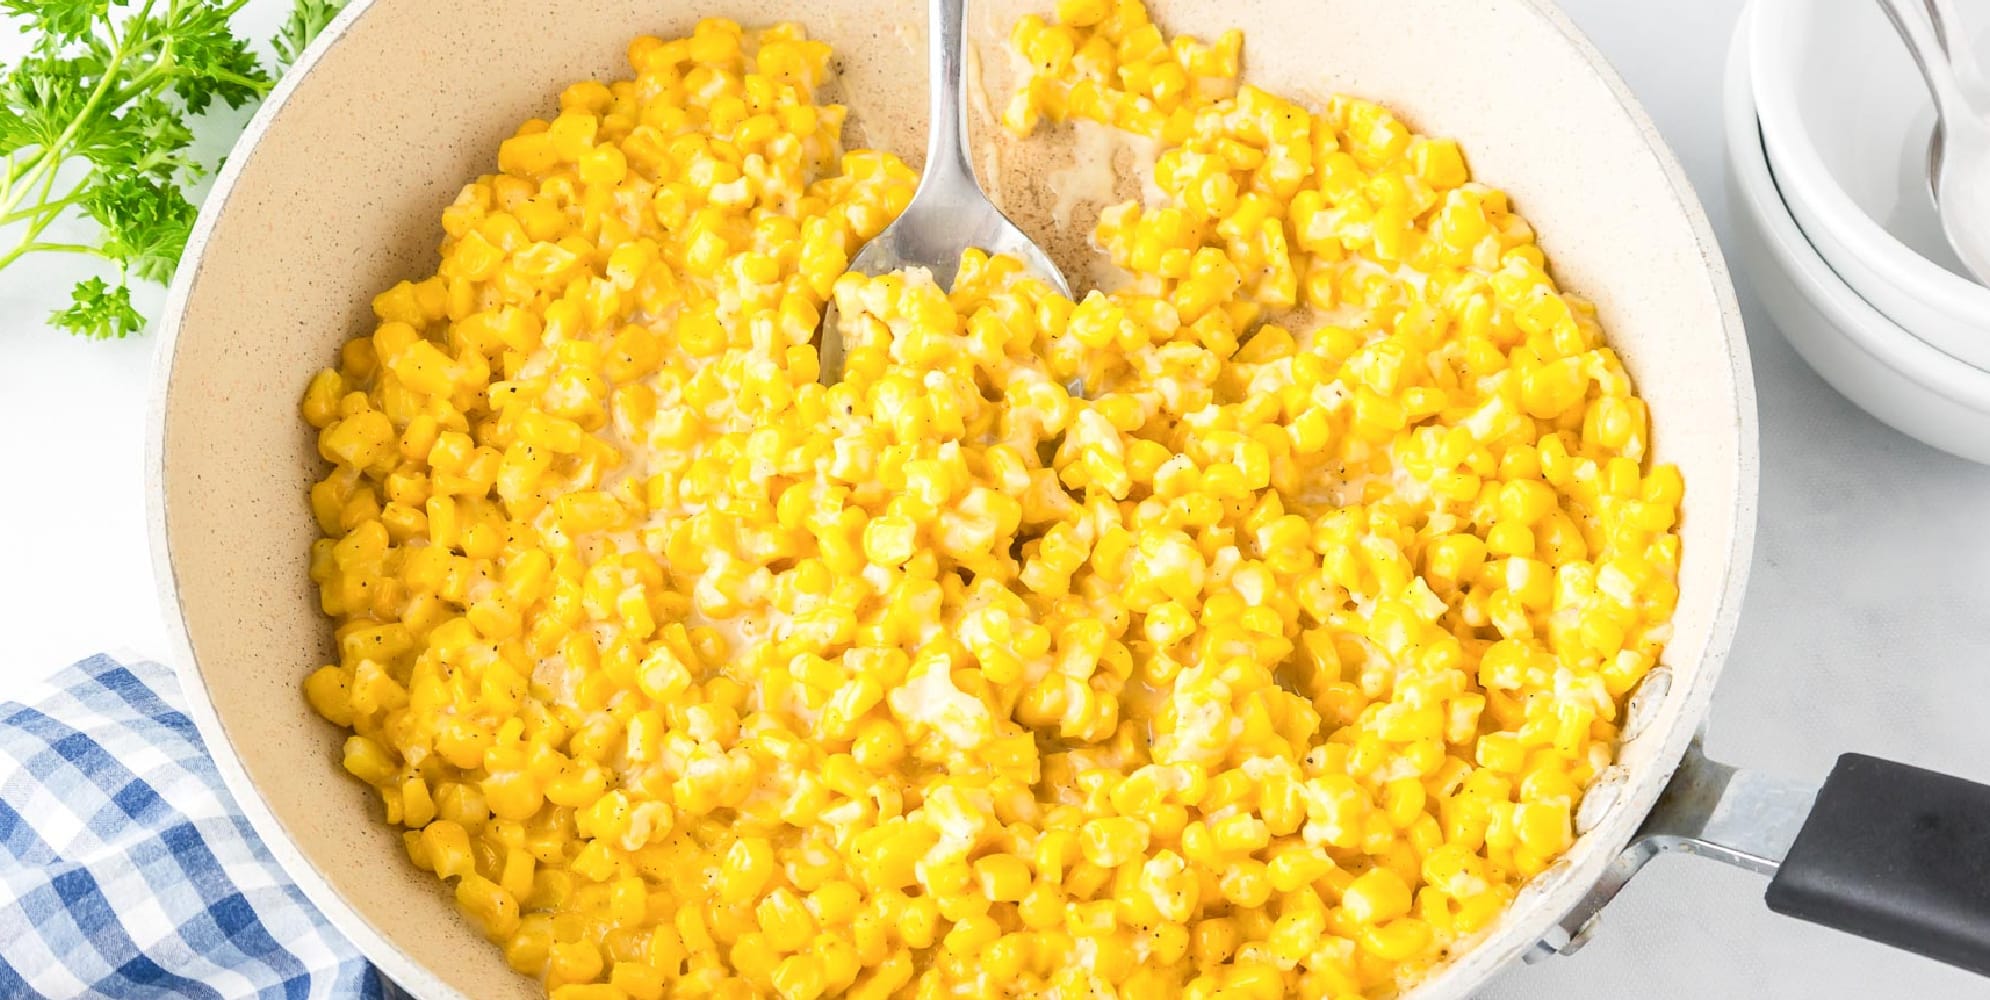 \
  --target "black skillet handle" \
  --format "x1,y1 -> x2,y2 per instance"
1765,753 -> 1990,975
